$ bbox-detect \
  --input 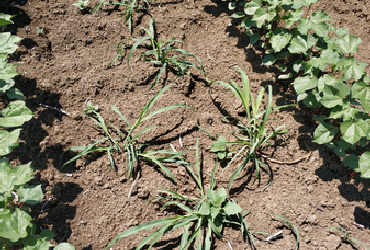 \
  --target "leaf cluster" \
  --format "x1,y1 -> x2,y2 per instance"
111,18 -> 208,90
61,85 -> 192,183
0,13 -> 75,250
228,0 -> 370,178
